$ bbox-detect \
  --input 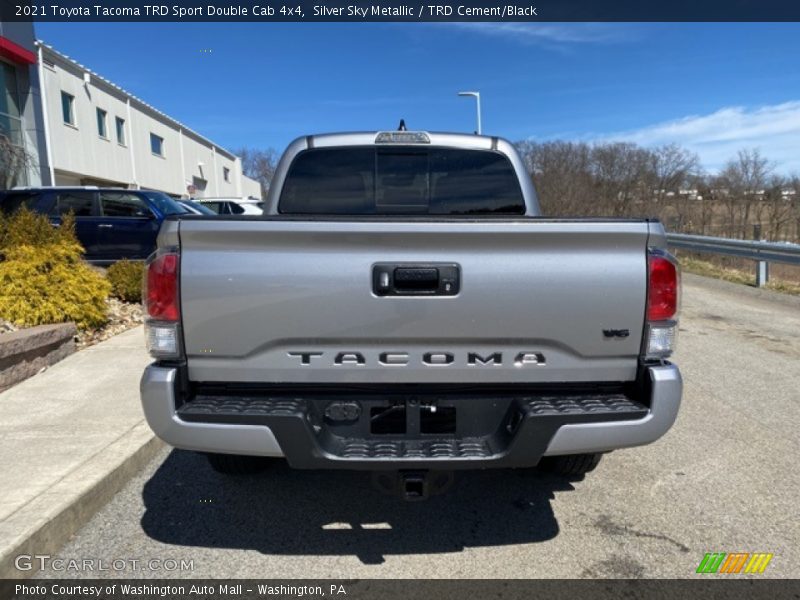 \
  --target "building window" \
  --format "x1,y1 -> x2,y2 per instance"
0,64 -> 26,187
115,117 -> 125,145
150,133 -> 164,156
0,64 -> 22,144
61,92 -> 75,126
96,108 -> 107,138
223,166 -> 230,182
0,63 -> 21,124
